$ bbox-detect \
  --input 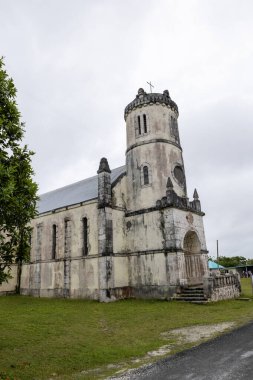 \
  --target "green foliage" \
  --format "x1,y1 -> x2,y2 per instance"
215,256 -> 247,267
210,255 -> 253,268
0,57 -> 38,285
